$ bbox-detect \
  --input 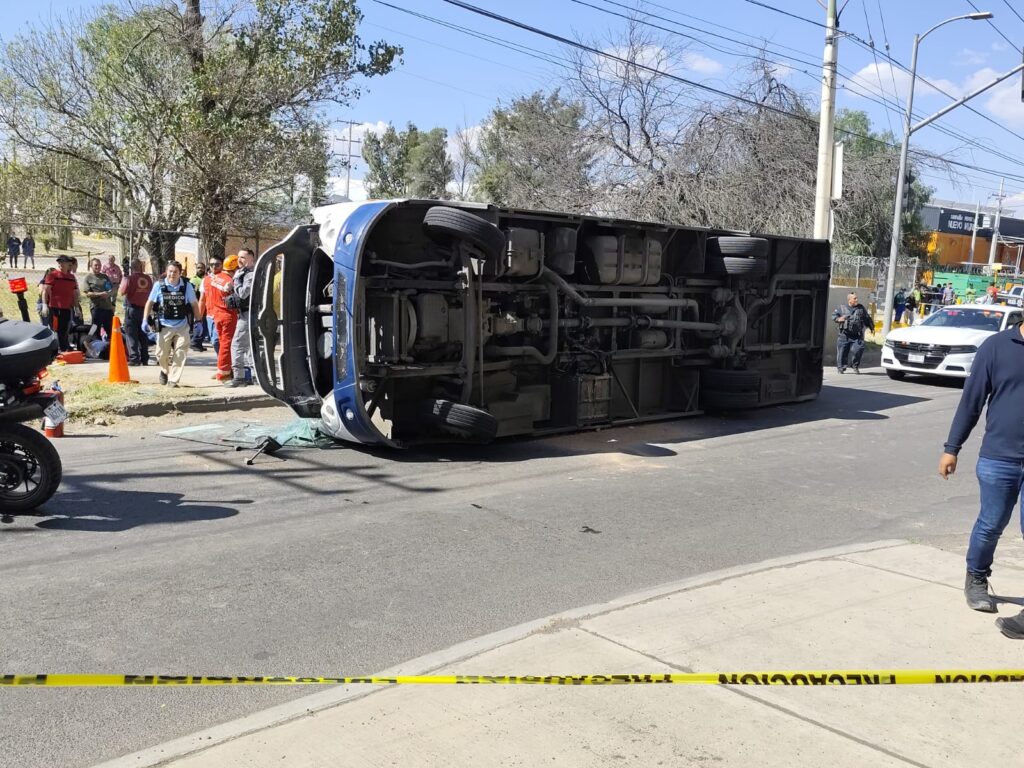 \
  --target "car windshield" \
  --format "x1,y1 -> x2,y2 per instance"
920,308 -> 1003,332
